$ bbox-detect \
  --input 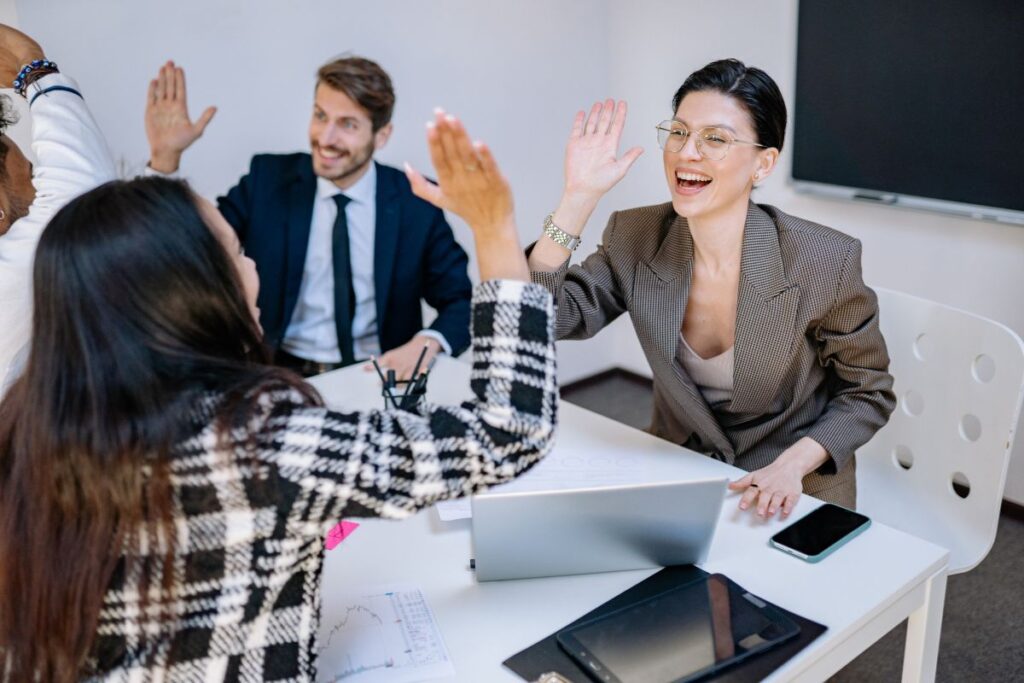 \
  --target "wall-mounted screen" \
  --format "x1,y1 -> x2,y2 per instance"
792,1 -> 1024,225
